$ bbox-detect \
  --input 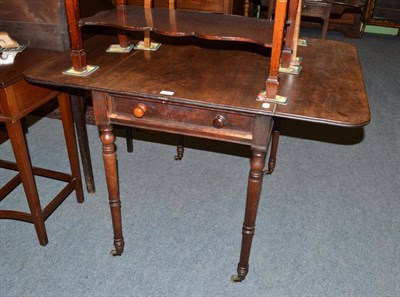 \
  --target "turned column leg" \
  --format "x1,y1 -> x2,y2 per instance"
99,125 -> 124,255
232,149 -> 267,282
232,115 -> 271,282
266,119 -> 281,175
6,120 -> 48,245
